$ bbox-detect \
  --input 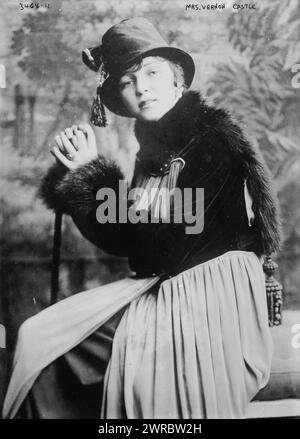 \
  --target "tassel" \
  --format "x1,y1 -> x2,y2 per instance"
90,85 -> 107,127
167,158 -> 185,191
167,158 -> 185,219
90,64 -> 108,127
263,255 -> 283,327
132,157 -> 185,222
